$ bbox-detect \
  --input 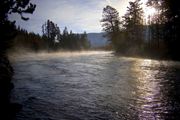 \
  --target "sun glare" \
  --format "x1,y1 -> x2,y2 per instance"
144,7 -> 156,18
141,0 -> 157,21
140,0 -> 157,24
